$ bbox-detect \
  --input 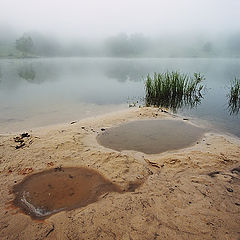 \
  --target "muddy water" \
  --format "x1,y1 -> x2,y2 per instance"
97,119 -> 205,154
12,167 -> 121,219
